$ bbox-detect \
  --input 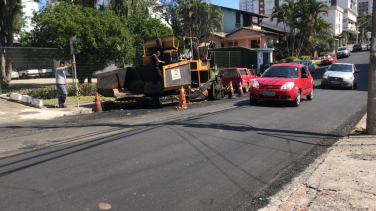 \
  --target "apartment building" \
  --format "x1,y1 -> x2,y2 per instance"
239,0 -> 358,37
22,0 -> 39,32
239,0 -> 257,13
358,0 -> 373,15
